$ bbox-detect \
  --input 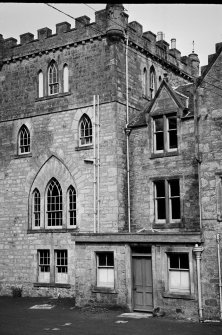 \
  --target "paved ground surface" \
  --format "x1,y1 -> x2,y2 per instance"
0,296 -> 222,335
